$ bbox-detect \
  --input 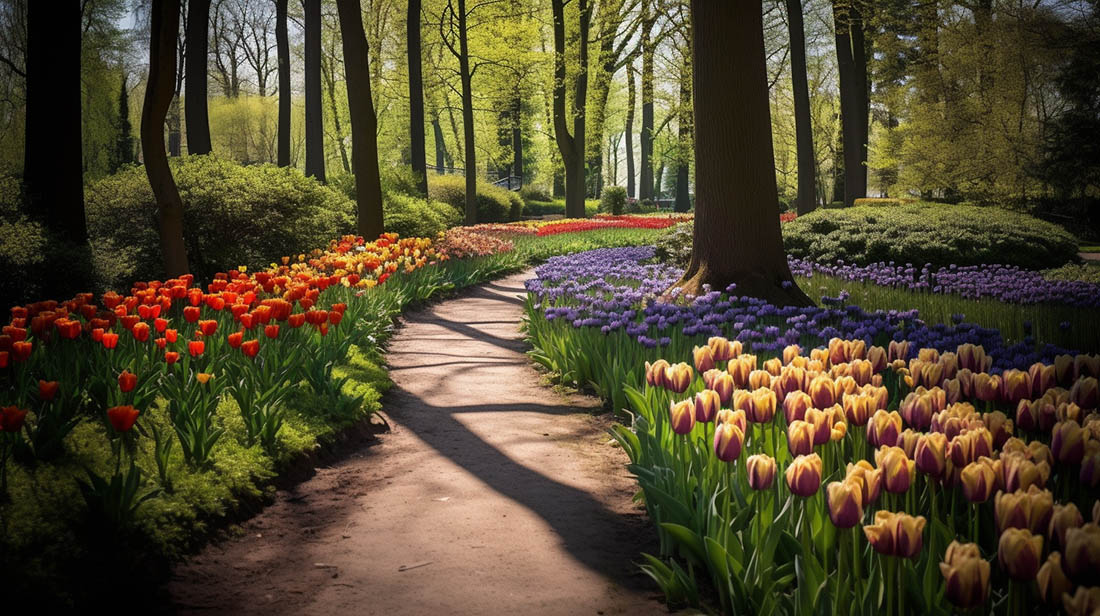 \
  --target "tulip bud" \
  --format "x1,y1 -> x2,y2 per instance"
914,432 -> 947,478
1001,369 -> 1032,404
782,344 -> 802,365
0,406 -> 28,432
670,400 -> 695,435
165,351 -> 180,365
1082,451 -> 1100,488
746,454 -> 777,490
787,420 -> 815,456
106,405 -> 140,433
940,541 -> 990,609
960,461 -> 996,503
805,408 -> 833,446
898,429 -> 920,459
693,345 -> 716,374
1050,503 -> 1084,550
783,391 -> 812,424
188,339 -> 205,357
864,510 -> 926,558
1052,420 -> 1087,465
827,480 -> 863,528
785,453 -> 822,497
37,380 -> 59,402
1002,451 -> 1050,493
875,446 -> 915,494
983,411 -> 1013,449
1030,362 -> 1056,397
867,346 -> 887,374
716,409 -> 747,435
1063,523 -> 1100,585
710,372 -> 735,405
845,460 -> 882,507
809,375 -> 836,410
748,369 -> 772,391
1037,552 -> 1074,606
995,485 -> 1054,535
1071,376 -> 1099,410
713,422 -> 744,462
242,339 -> 260,358
999,528 -> 1043,581
868,409 -> 903,448
888,340 -> 910,363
